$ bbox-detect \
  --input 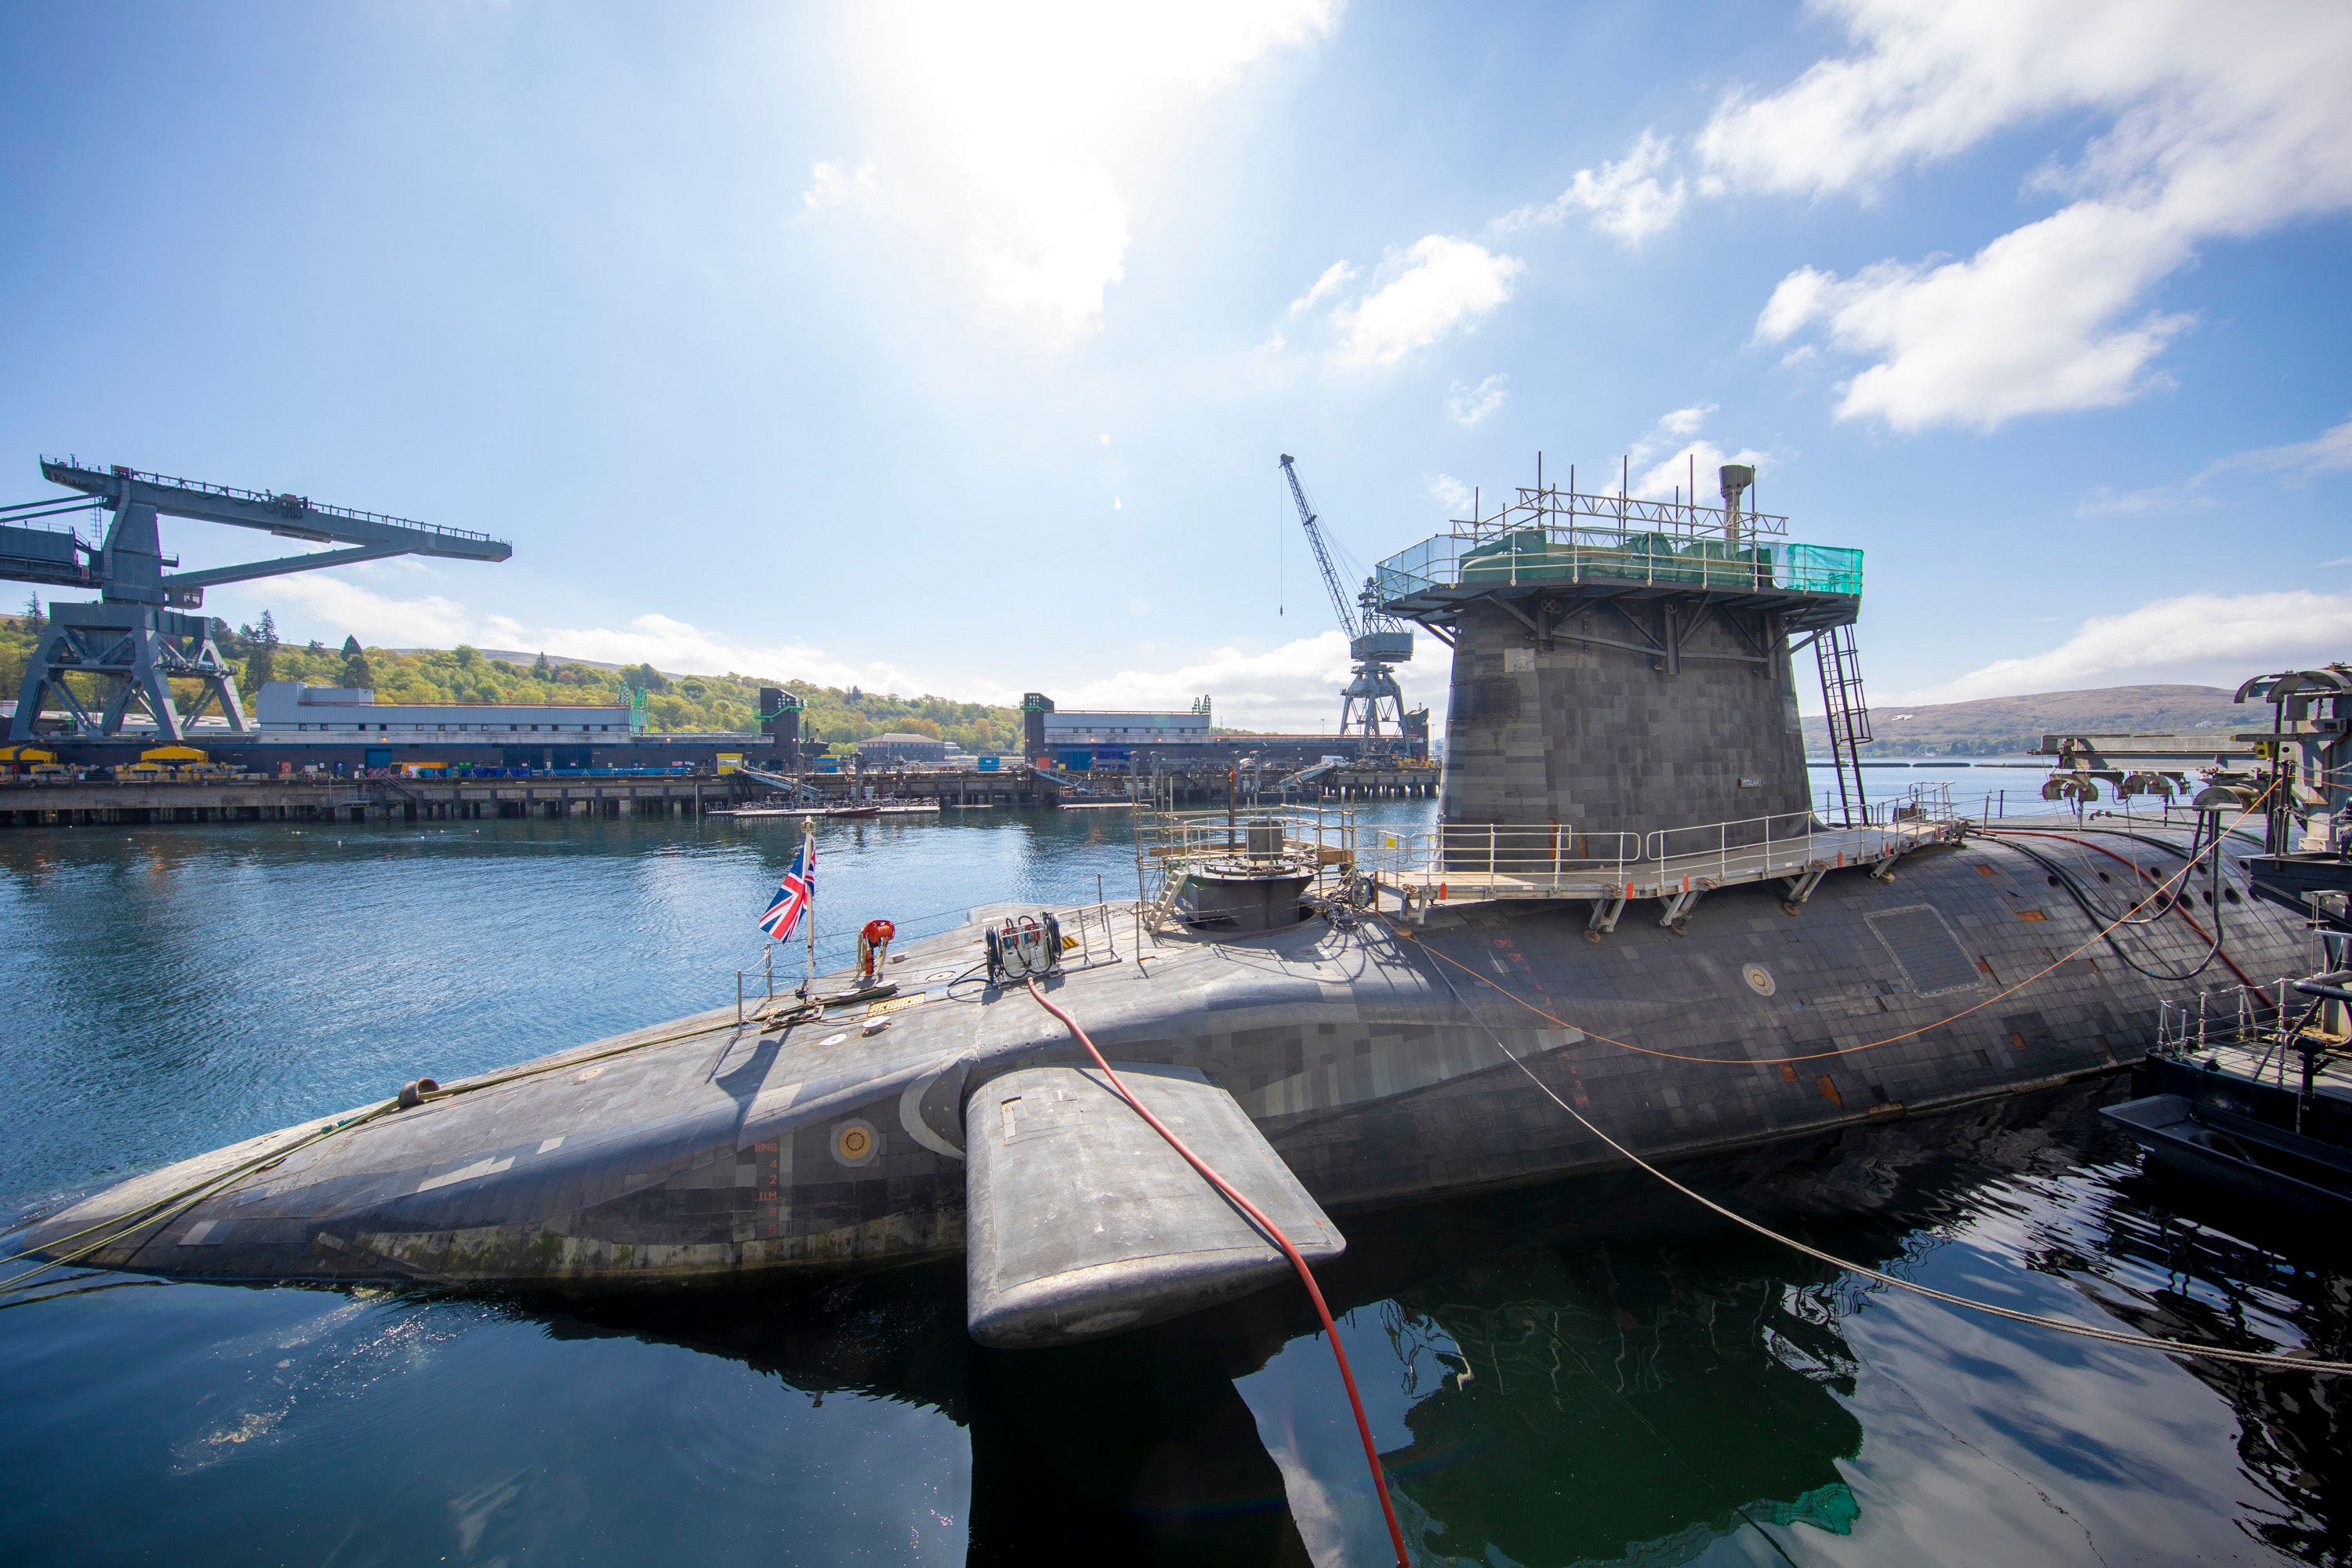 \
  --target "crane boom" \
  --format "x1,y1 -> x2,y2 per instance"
1277,452 -> 1413,751
6,456 -> 512,742
1279,453 -> 1361,641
